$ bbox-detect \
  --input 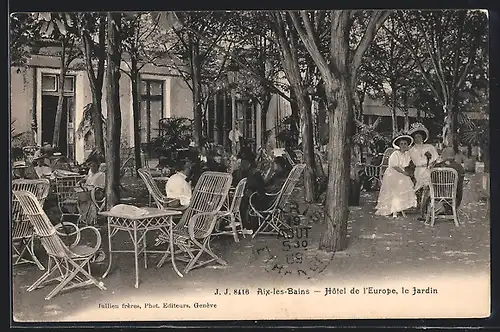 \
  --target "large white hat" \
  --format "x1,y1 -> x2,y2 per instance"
408,122 -> 429,142
392,134 -> 414,149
